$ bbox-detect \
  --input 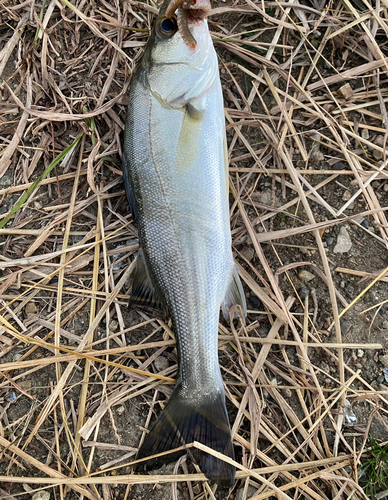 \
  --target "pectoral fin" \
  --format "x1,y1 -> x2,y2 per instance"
129,249 -> 165,314
221,266 -> 247,321
175,105 -> 202,175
